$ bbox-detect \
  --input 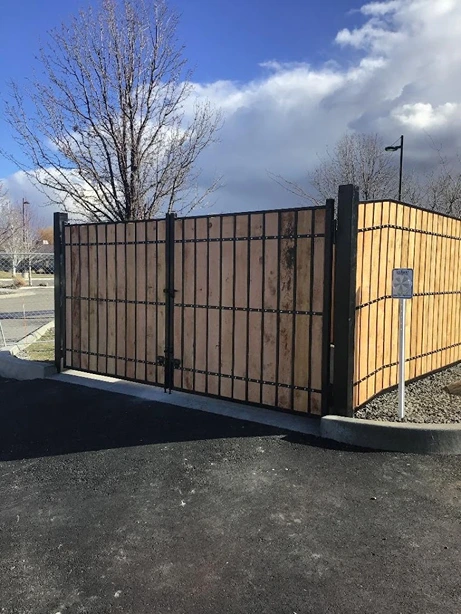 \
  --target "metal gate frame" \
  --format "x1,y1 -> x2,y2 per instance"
55,200 -> 335,416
